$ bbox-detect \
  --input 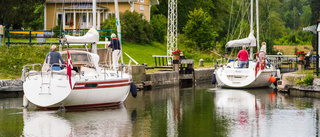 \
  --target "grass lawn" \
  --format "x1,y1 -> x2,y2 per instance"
273,45 -> 313,55
0,38 -> 217,79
